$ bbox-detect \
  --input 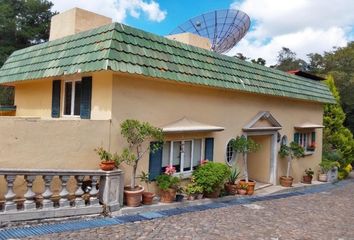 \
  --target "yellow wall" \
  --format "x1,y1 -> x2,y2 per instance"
110,73 -> 324,185
13,72 -> 112,120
